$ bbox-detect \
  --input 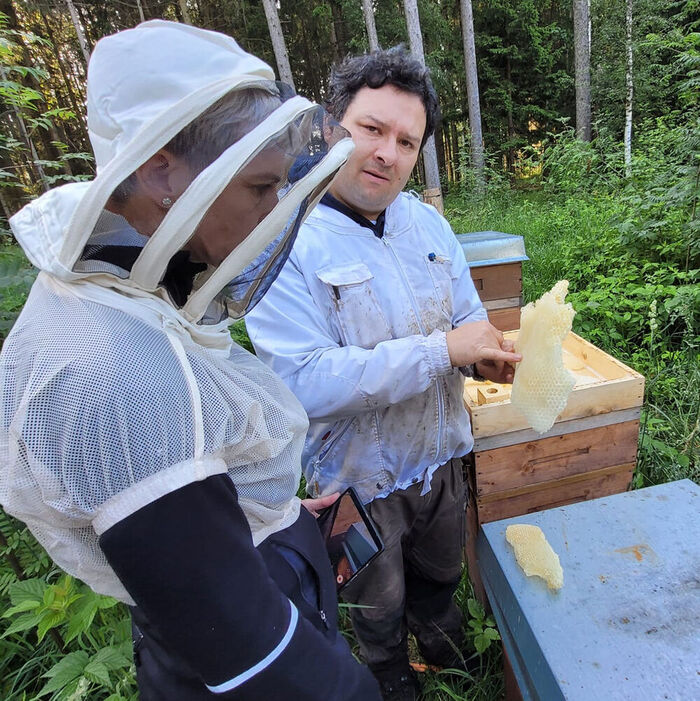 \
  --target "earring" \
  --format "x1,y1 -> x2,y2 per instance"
161,197 -> 173,208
